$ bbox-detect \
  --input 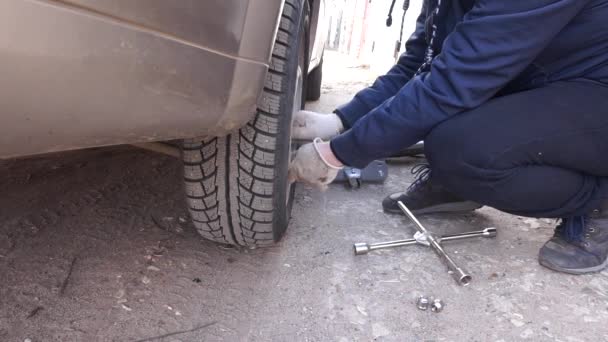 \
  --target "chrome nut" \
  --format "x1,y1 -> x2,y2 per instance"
416,296 -> 430,311
431,299 -> 444,313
